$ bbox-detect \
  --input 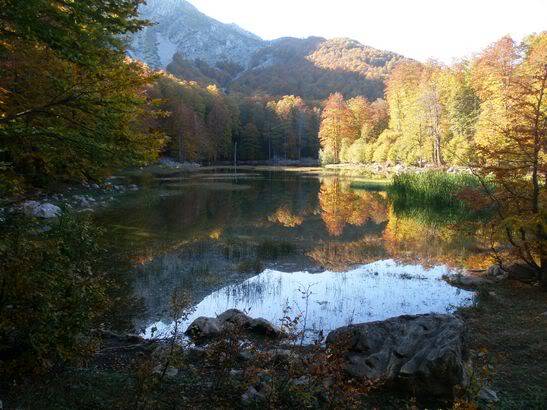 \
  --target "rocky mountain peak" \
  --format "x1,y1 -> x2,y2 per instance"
128,0 -> 265,69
